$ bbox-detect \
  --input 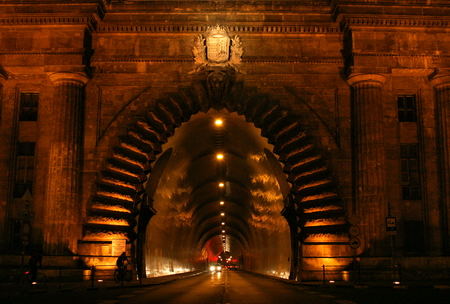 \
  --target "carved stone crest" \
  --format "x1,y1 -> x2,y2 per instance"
192,25 -> 243,72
